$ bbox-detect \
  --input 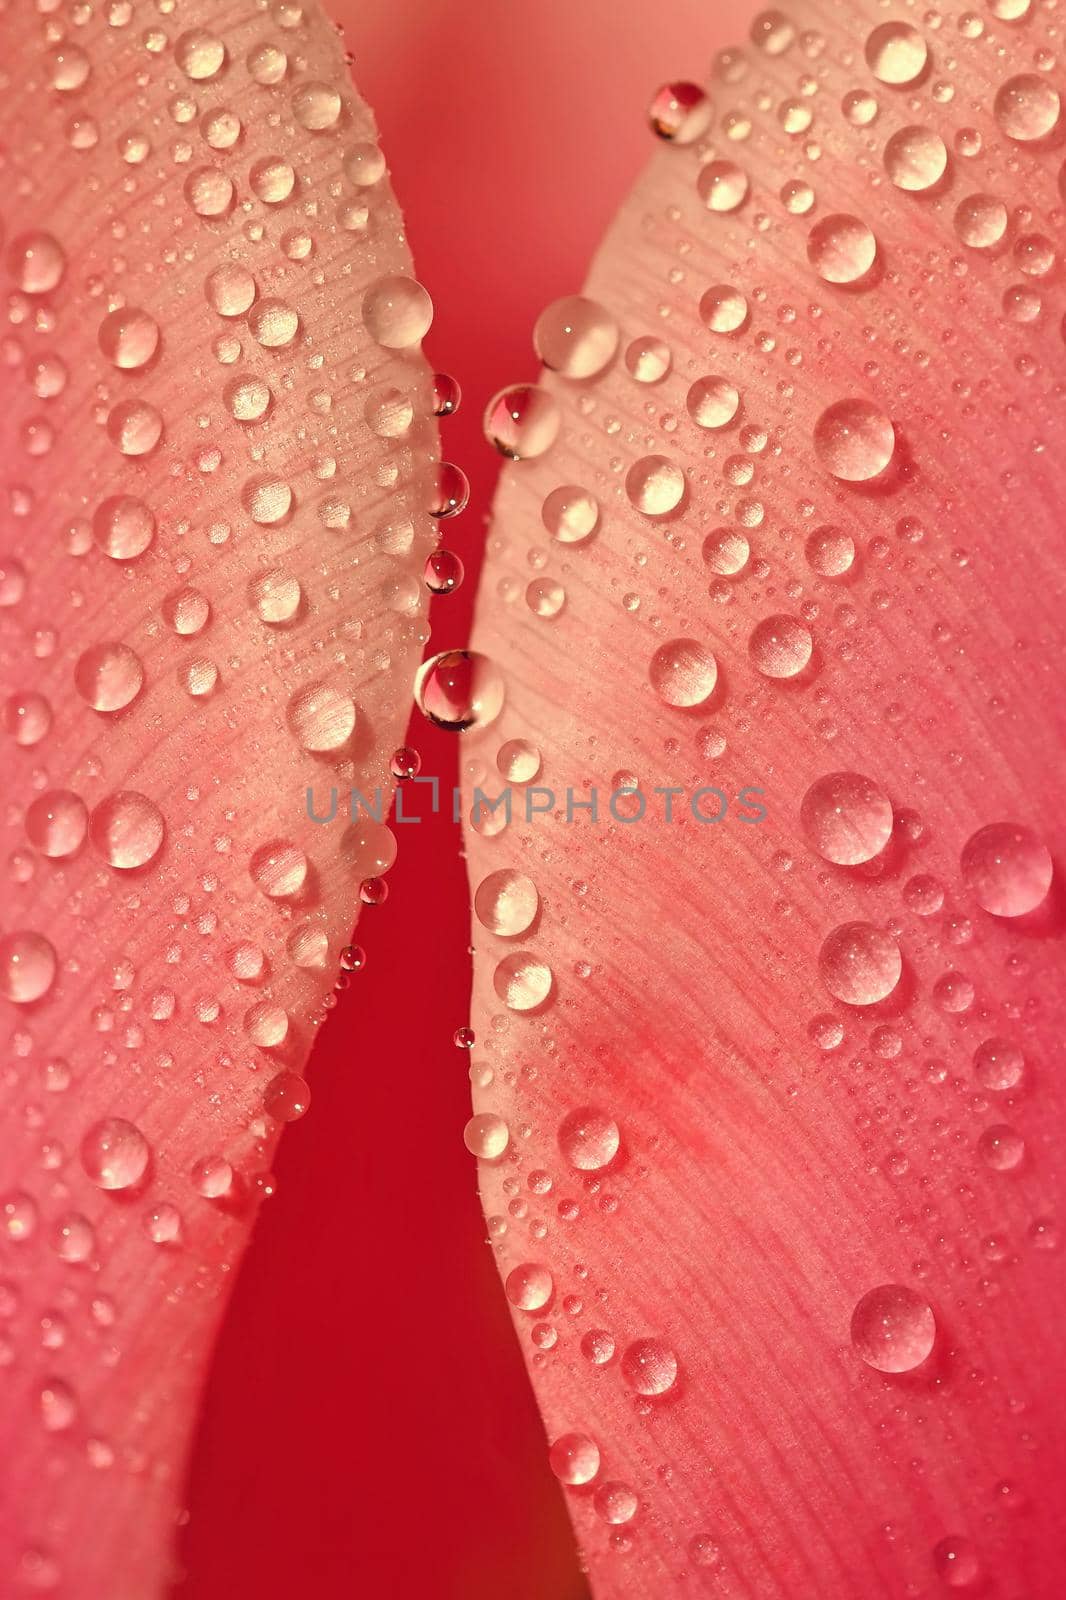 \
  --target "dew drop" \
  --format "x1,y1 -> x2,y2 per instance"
25,791 -> 87,858
286,684 -> 355,752
851,1283 -> 935,1372
932,1536 -> 981,1589
533,295 -> 619,378
250,156 -> 296,204
994,75 -> 1060,142
807,214 -> 877,284
703,528 -> 749,575
558,1107 -> 620,1170
699,284 -> 749,334
362,275 -> 433,348
805,525 -> 855,576
249,569 -> 301,624
687,375 -> 740,429
505,1262 -> 553,1311
89,792 -> 165,870
978,1125 -> 1025,1172
175,29 -> 225,80
415,650 -> 504,731
814,399 -> 895,481
106,400 -> 163,456
883,126 -> 947,192
621,1338 -> 679,1395
649,638 -> 717,706
494,952 -> 553,1011
484,385 -> 561,459
4,691 -> 52,747
697,159 -> 749,212
864,22 -> 927,85
549,1434 -> 601,1485
463,1113 -> 510,1159
92,495 -> 155,561
8,233 -> 66,295
973,1037 -> 1024,1092
626,455 -> 685,515
263,1072 -> 310,1123
0,932 -> 57,1003
291,81 -> 342,131
428,462 -> 470,519
98,307 -> 159,369
953,194 -> 1008,250
80,1118 -> 149,1190
748,614 -> 813,678
184,166 -> 234,217
74,643 -> 144,712
960,822 -> 1052,917
648,82 -> 713,143
594,1482 -> 639,1524
625,335 -> 672,382
819,922 -> 902,1005
192,1155 -> 233,1199
542,485 -> 600,544
205,264 -> 257,317
248,298 -> 299,348
144,1204 -> 182,1245
498,739 -> 541,783
432,372 -> 461,416
475,869 -> 539,937
250,839 -> 307,898
801,772 -> 892,864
